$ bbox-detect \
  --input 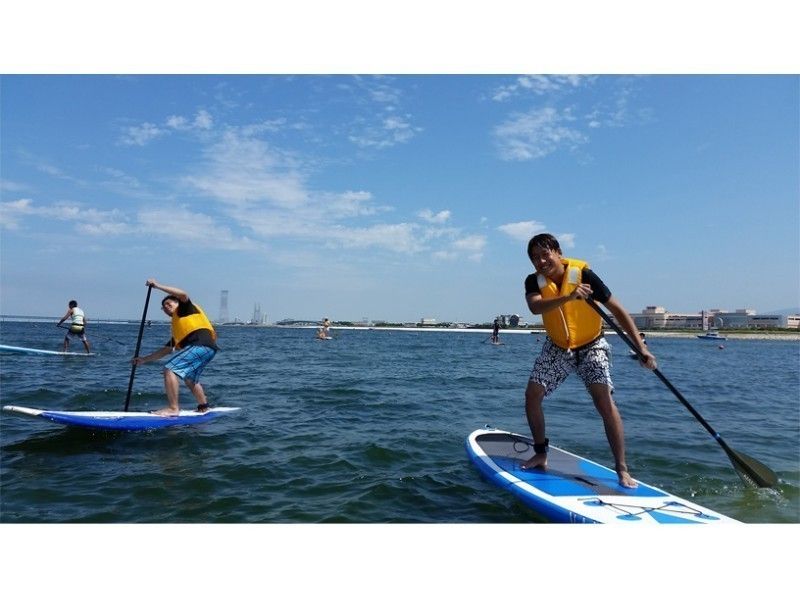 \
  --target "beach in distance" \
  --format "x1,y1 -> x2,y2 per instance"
288,324 -> 800,341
